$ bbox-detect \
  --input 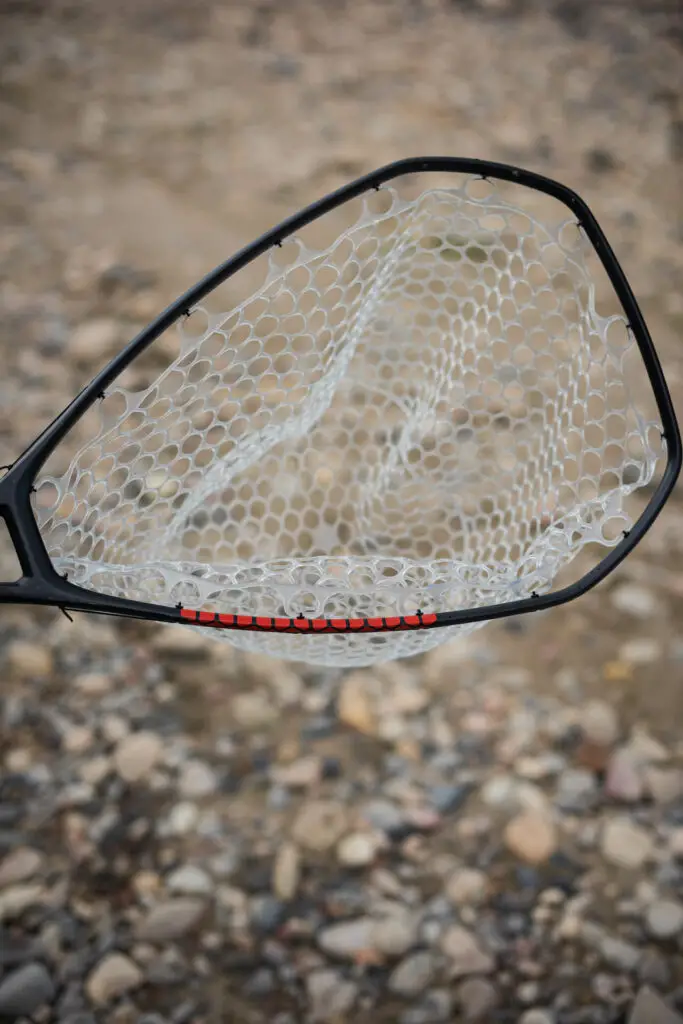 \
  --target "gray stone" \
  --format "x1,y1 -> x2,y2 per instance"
645,767 -> 683,805
388,951 -> 439,996
360,799 -> 405,834
601,935 -> 642,973
429,784 -> 472,815
628,987 -> 683,1024
250,895 -> 285,934
638,949 -> 672,989
372,912 -> 419,957
645,900 -> 683,940
136,898 -> 207,942
0,962 -> 55,1017
306,969 -> 357,1021
457,977 -> 498,1021
555,769 -> 598,812
400,989 -> 452,1024
440,925 -> 494,978
244,968 -> 275,996
145,949 -> 189,986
